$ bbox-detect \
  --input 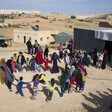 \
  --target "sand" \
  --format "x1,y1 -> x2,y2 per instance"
0,46 -> 112,112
